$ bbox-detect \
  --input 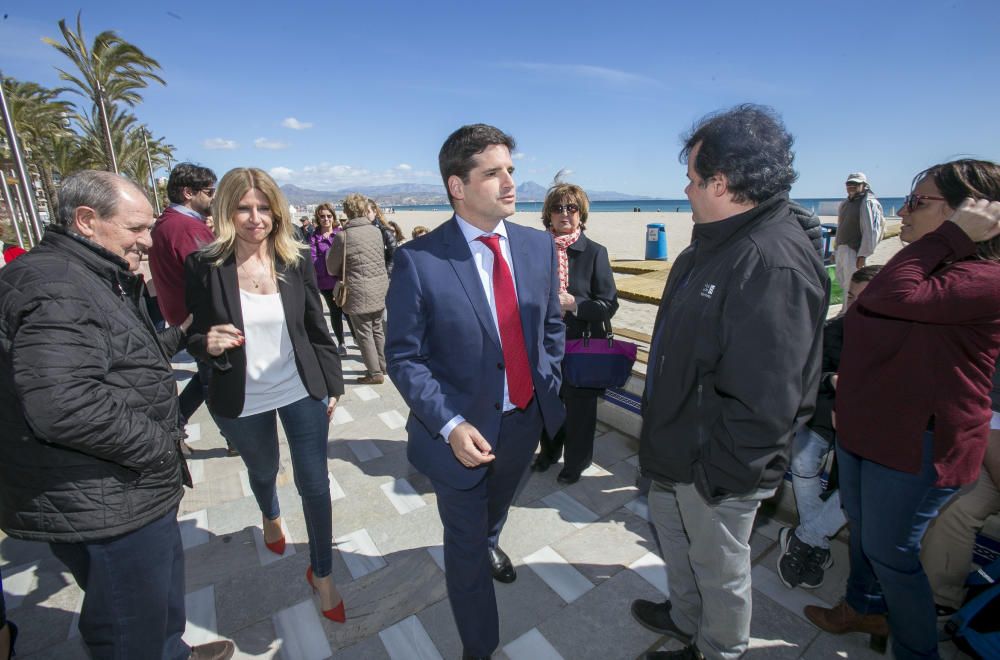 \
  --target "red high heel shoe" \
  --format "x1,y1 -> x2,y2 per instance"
306,566 -> 346,623
263,519 -> 285,556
